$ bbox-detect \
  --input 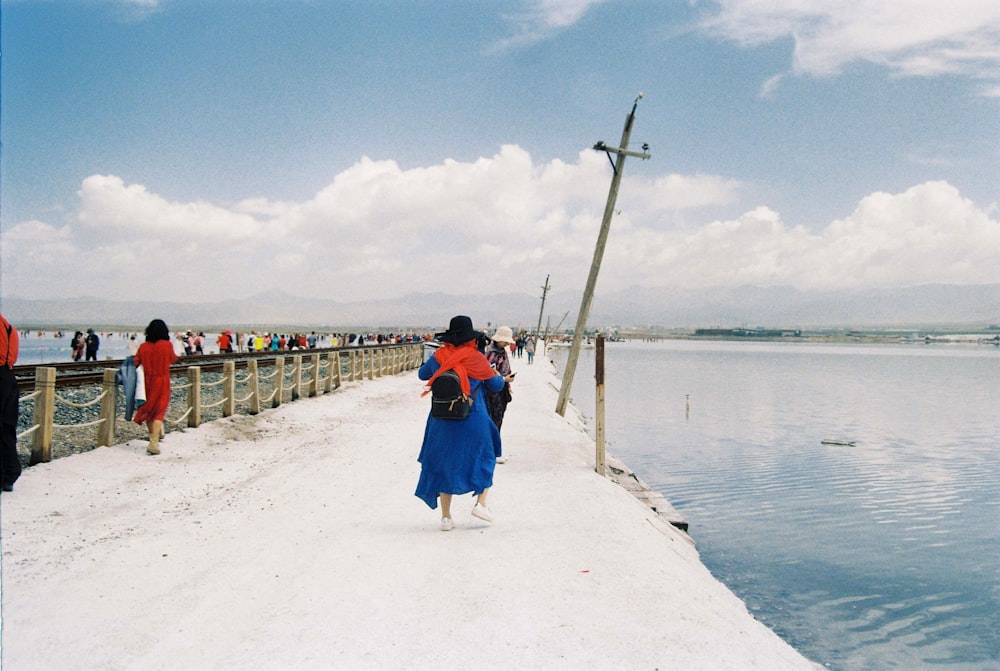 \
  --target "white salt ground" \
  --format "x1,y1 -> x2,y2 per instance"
0,352 -> 822,671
